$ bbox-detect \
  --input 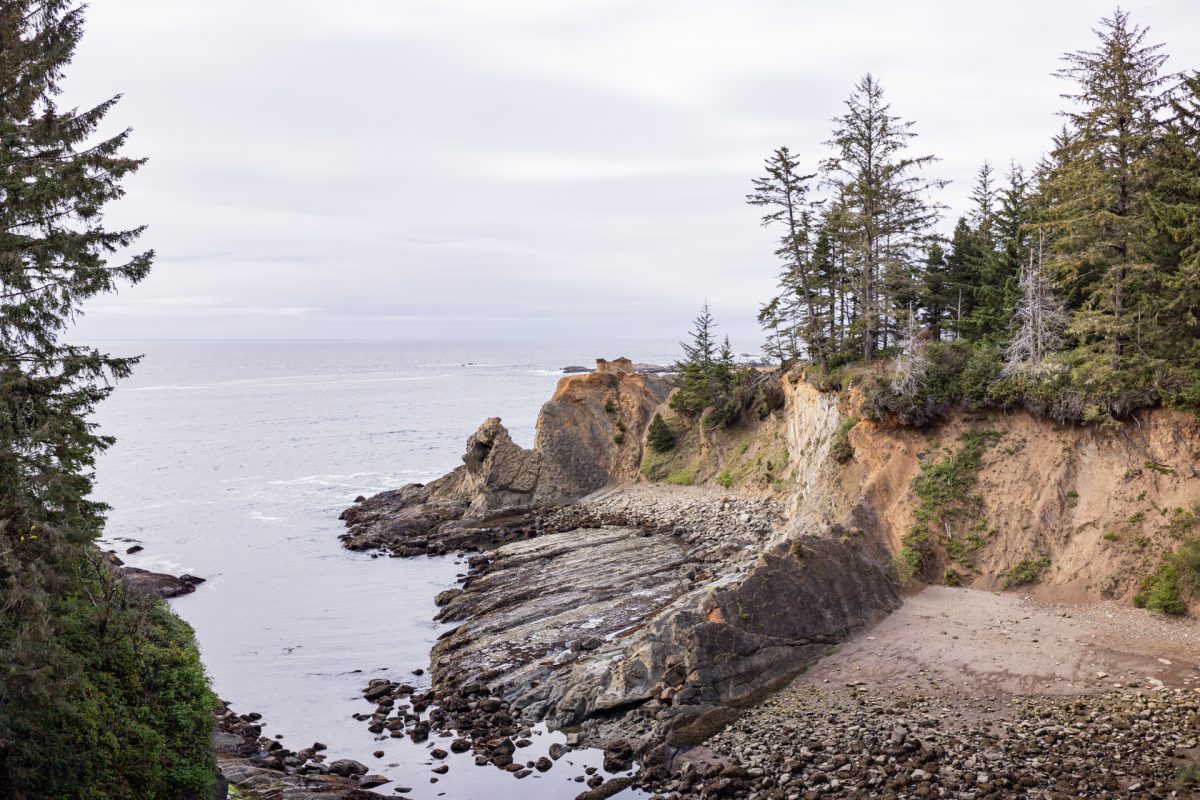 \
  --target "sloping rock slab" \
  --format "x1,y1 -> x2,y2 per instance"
430,524 -> 901,748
